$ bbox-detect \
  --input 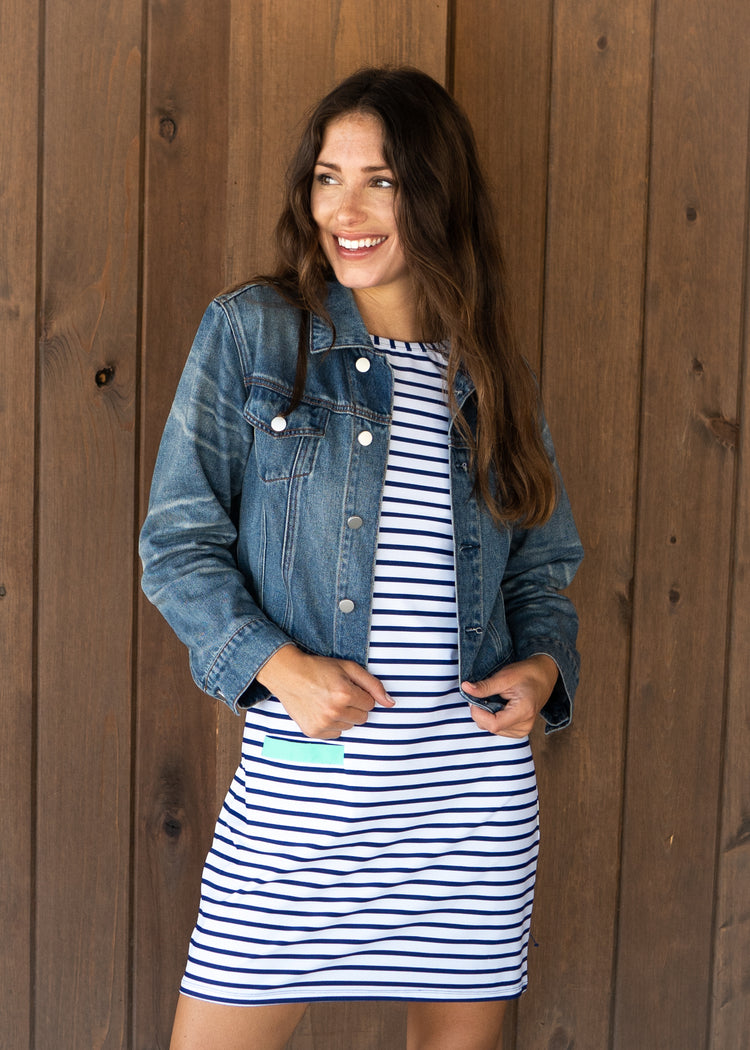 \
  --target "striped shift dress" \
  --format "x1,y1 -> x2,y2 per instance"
180,336 -> 539,1004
